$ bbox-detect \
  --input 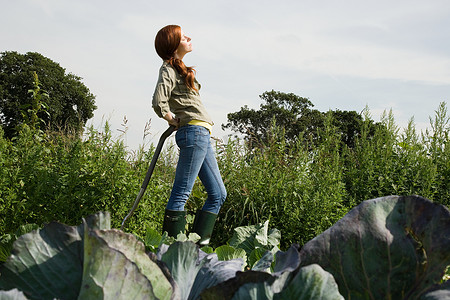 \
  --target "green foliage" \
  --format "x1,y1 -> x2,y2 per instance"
0,51 -> 96,138
0,122 -> 176,239
228,220 -> 281,270
0,212 -> 174,300
21,72 -> 50,131
0,97 -> 448,253
3,195 -> 448,300
0,223 -> 39,263
444,266 -> 450,282
222,90 -> 321,147
141,226 -> 168,253
215,245 -> 247,265
298,195 -> 450,299
0,212 -> 245,300
222,90 -> 376,149
138,219 -> 281,271
215,119 -> 349,248
342,105 -> 449,208
214,102 -> 450,248
209,264 -> 344,300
